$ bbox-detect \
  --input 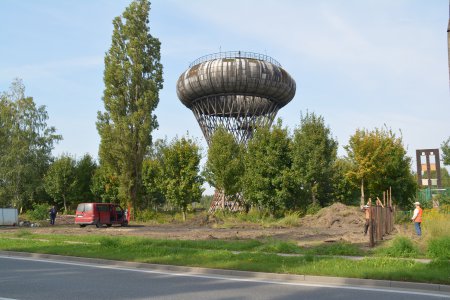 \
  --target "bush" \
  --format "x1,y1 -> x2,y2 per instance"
394,210 -> 411,224
277,211 -> 300,227
305,242 -> 364,256
305,203 -> 322,216
135,209 -> 156,222
28,203 -> 50,221
377,236 -> 420,258
423,209 -> 450,238
427,237 -> 450,259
